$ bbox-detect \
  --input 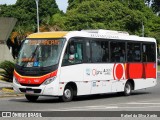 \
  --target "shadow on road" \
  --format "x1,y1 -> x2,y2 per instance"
9,91 -> 151,103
